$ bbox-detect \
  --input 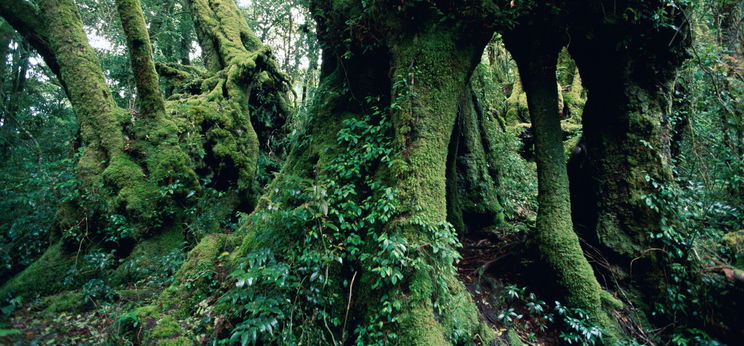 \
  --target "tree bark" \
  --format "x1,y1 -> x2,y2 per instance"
446,86 -> 505,235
